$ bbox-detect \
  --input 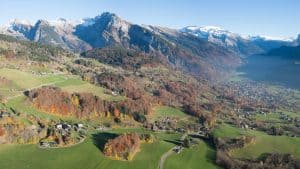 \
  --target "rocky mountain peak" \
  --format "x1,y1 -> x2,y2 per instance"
35,19 -> 50,27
